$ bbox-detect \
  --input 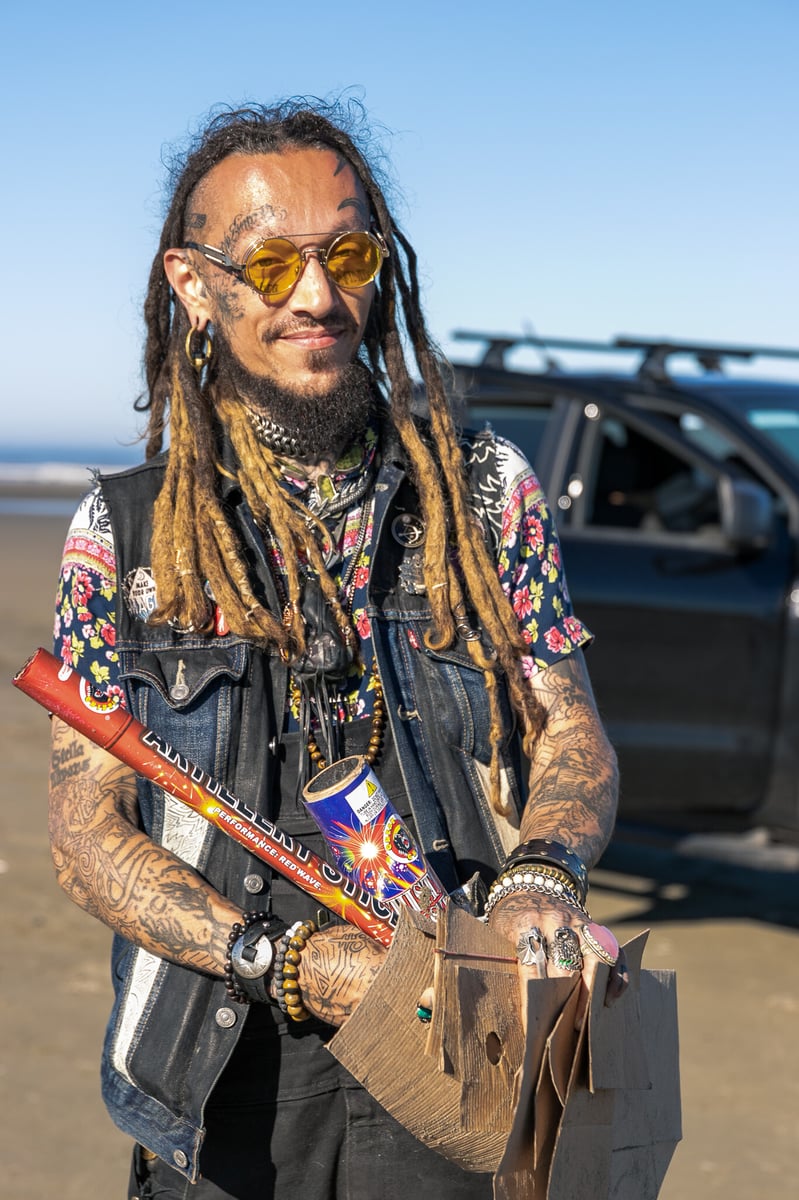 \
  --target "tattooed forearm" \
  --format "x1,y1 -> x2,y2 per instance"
49,722 -> 239,975
299,927 -> 386,1026
523,652 -> 619,865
